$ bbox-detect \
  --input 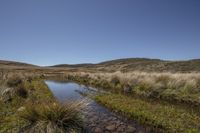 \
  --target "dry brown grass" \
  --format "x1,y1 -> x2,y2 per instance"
68,71 -> 200,107
75,71 -> 200,88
